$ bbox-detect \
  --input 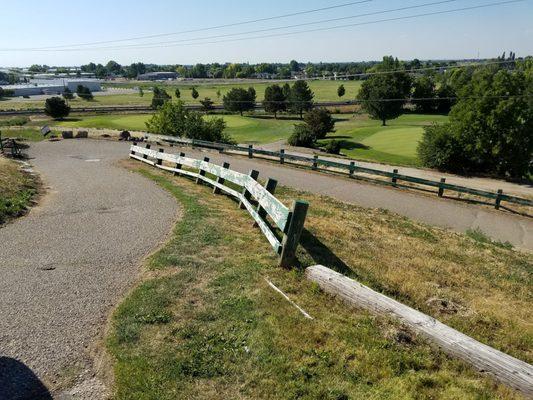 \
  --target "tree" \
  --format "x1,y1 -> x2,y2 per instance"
435,83 -> 456,114
304,108 -> 335,140
282,83 -> 291,99
191,87 -> 199,99
62,87 -> 74,101
175,88 -> 181,99
145,101 -> 232,143
412,75 -> 436,113
139,87 -> 144,97
199,97 -> 214,114
106,60 -> 123,76
151,87 -> 171,109
44,97 -> 70,120
216,89 -> 221,100
76,85 -> 93,100
263,85 -> 287,118
223,87 -> 256,116
418,67 -> 532,178
337,84 -> 346,99
357,57 -> 411,125
289,60 -> 300,72
288,80 -> 314,118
